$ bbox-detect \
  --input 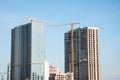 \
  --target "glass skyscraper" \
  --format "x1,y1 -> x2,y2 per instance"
10,22 -> 45,80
